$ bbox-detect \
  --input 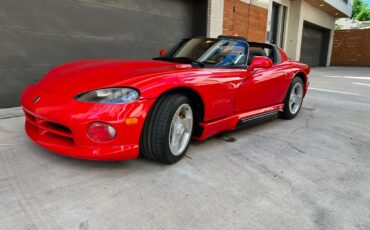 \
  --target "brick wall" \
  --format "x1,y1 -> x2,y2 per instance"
247,5 -> 268,42
222,0 -> 267,42
331,29 -> 370,67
